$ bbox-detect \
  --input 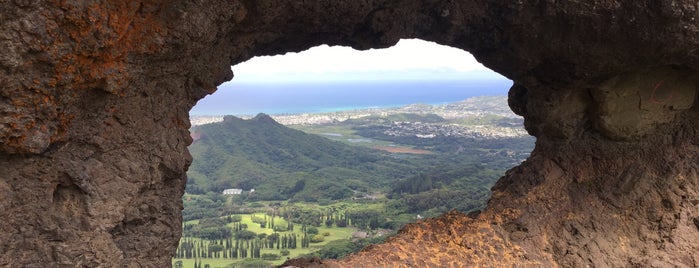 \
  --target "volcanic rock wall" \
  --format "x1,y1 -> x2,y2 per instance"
1,1 -> 698,267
